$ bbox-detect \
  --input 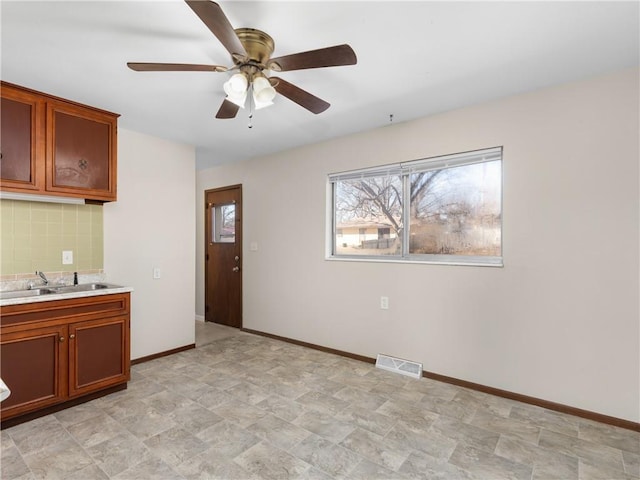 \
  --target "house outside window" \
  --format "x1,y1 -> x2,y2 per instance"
328,147 -> 503,266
